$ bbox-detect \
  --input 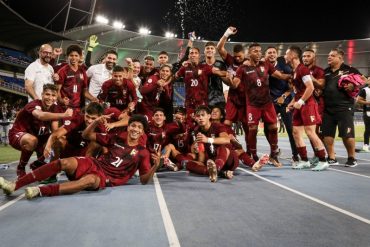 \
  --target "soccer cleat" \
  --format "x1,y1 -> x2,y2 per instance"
206,159 -> 218,183
311,161 -> 329,171
251,154 -> 269,172
327,158 -> 339,166
269,156 -> 283,168
39,175 -> 58,185
292,160 -> 311,169
25,187 -> 41,199
345,158 -> 358,168
0,177 -> 16,195
164,158 -> 179,172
